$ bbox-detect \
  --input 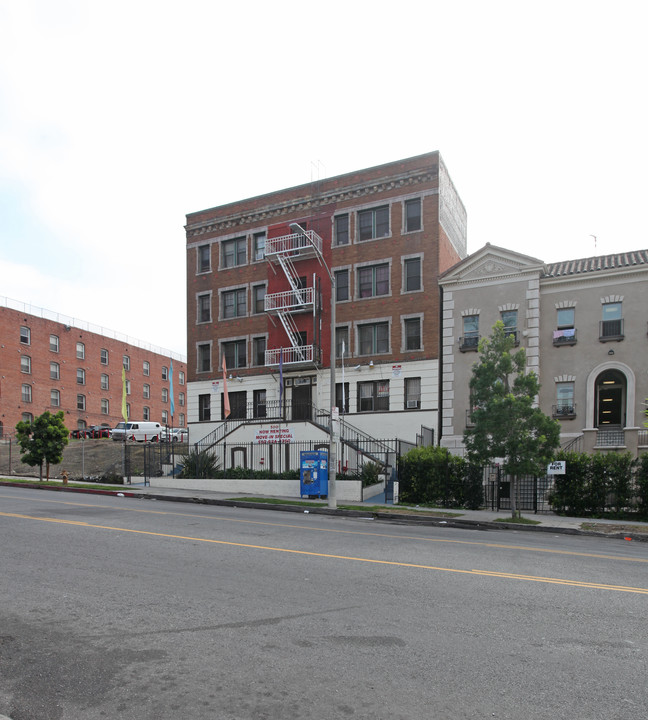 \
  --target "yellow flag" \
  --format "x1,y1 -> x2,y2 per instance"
121,367 -> 128,422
